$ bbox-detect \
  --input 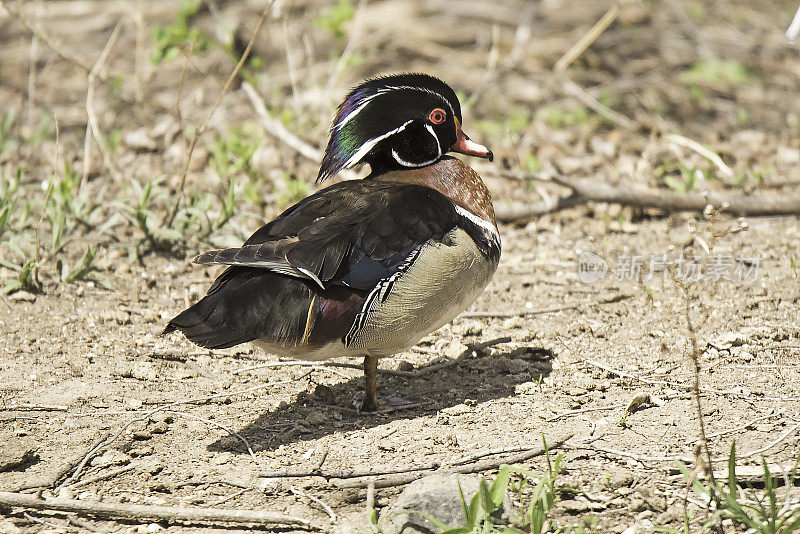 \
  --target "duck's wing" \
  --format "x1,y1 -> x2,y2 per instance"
195,180 -> 459,291
164,181 -> 461,351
